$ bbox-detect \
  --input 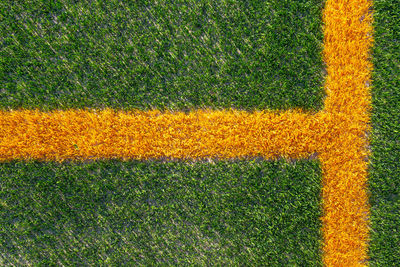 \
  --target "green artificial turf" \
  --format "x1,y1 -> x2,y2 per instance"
368,0 -> 400,265
0,1 -> 327,265
0,0 -> 325,112
0,159 -> 323,266
5,0 -> 399,265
